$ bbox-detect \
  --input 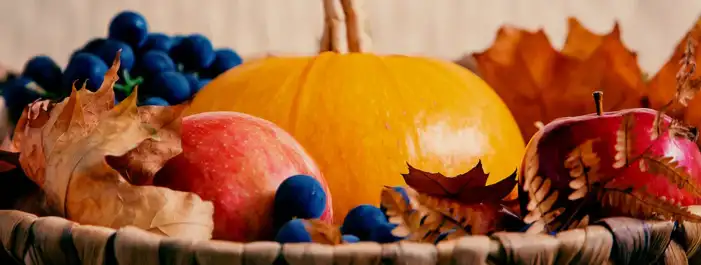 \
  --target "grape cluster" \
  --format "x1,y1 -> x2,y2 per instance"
1,10 -> 243,123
